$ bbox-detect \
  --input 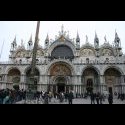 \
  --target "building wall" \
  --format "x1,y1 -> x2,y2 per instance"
0,29 -> 125,94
